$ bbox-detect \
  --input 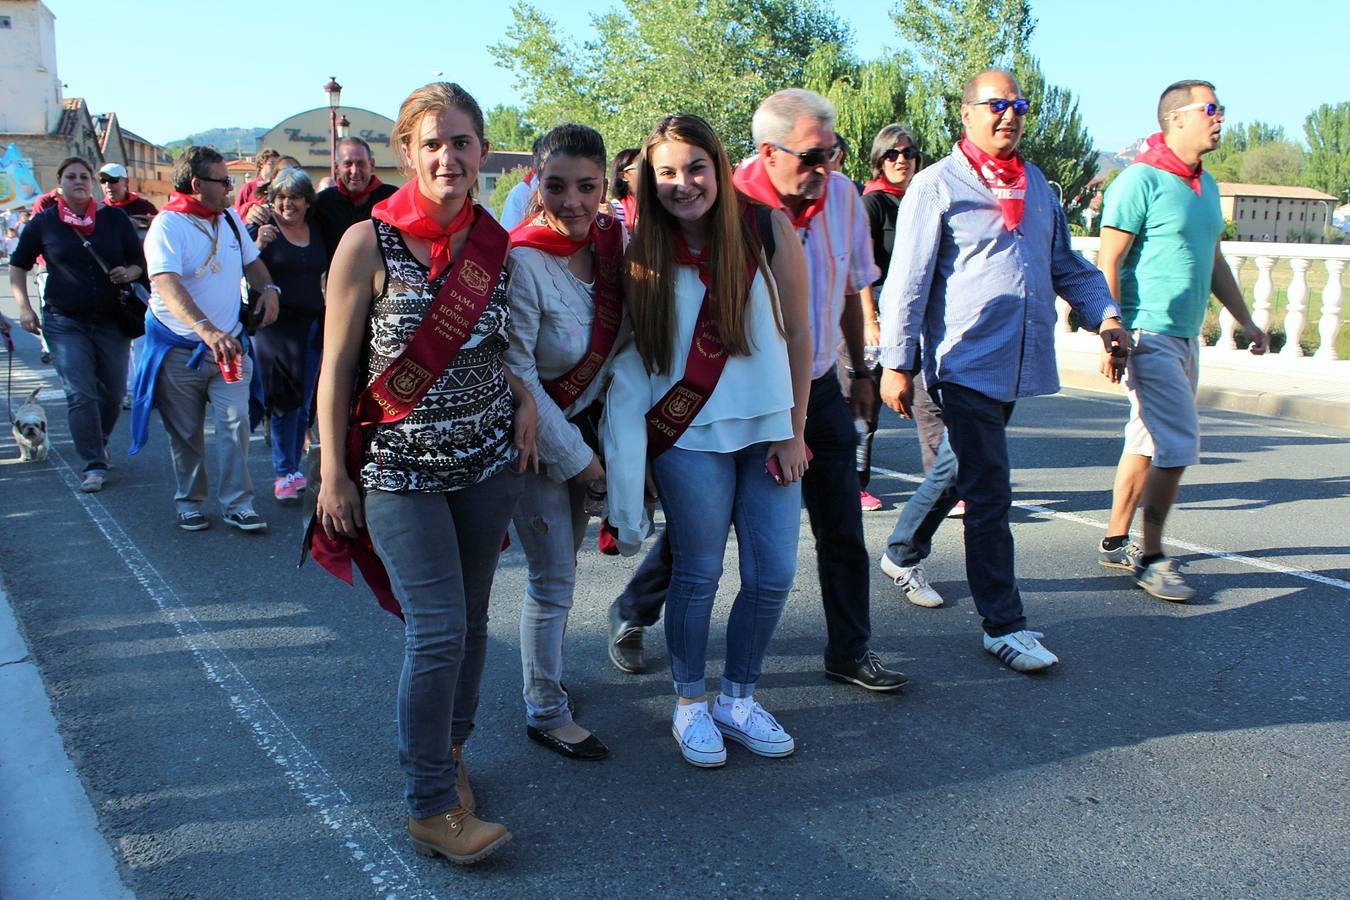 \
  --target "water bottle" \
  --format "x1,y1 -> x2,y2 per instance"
855,417 -> 871,475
